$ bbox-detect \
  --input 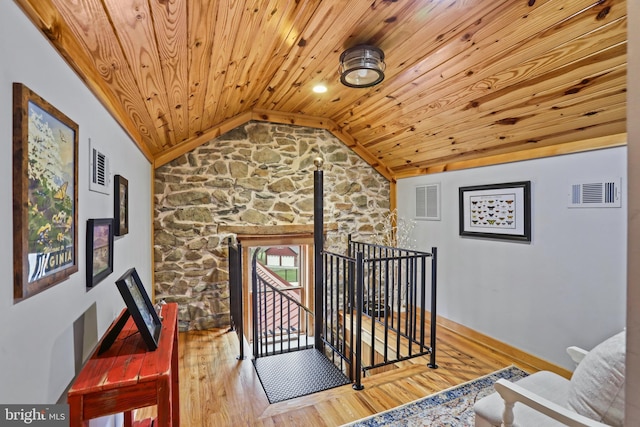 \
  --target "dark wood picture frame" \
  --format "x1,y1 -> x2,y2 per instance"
13,82 -> 79,302
114,175 -> 129,236
459,181 -> 531,242
114,268 -> 162,351
86,218 -> 114,287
